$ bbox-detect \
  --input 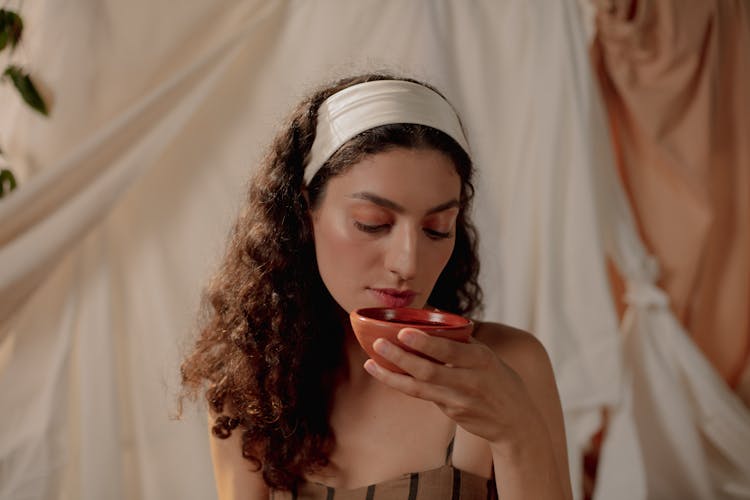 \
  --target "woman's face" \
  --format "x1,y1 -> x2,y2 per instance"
310,147 -> 461,314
